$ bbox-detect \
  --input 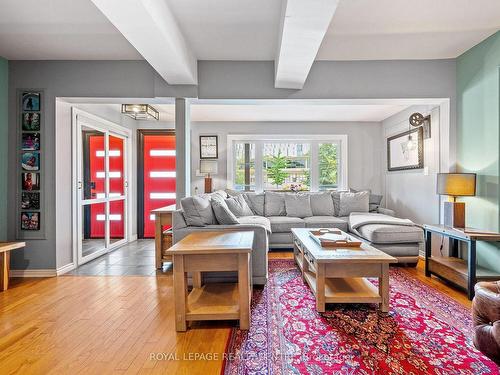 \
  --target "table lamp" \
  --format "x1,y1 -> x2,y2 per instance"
200,160 -> 218,193
437,173 -> 476,228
